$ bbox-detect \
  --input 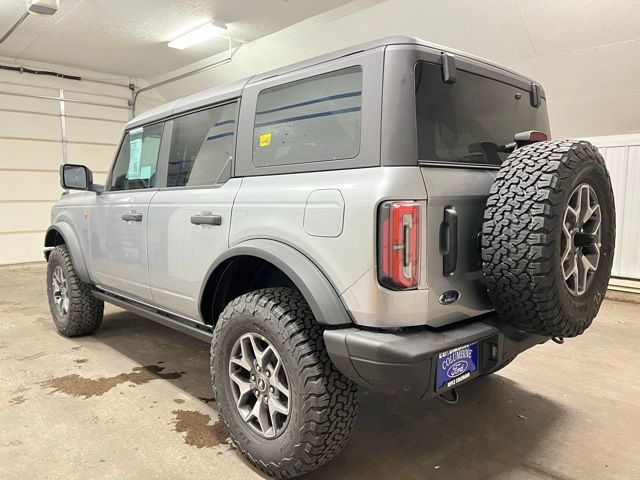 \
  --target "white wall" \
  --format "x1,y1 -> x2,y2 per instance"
0,58 -> 164,265
142,0 -> 640,139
